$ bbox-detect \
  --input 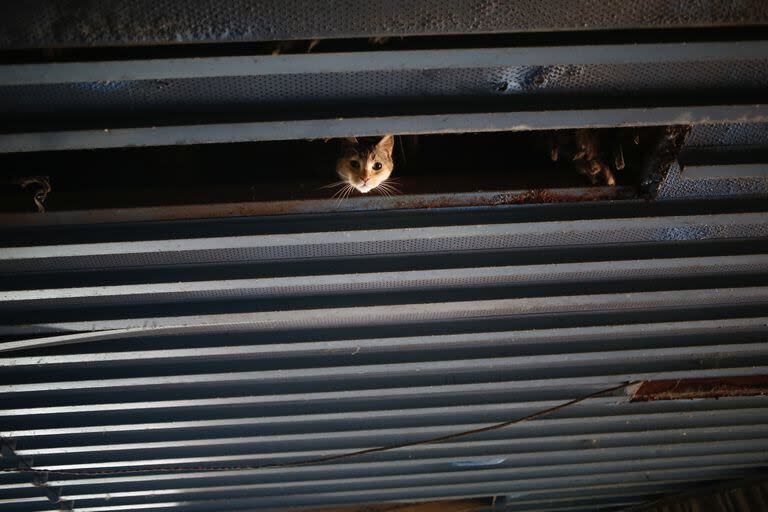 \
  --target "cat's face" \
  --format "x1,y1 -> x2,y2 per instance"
335,135 -> 395,193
